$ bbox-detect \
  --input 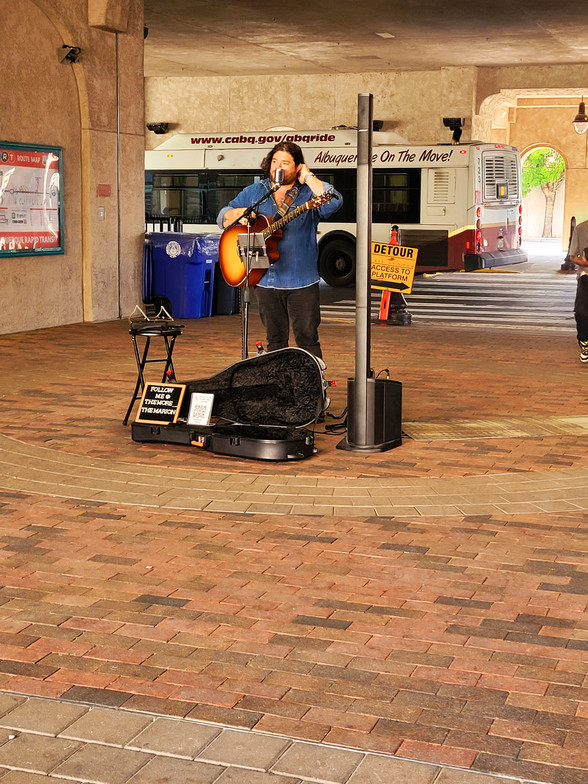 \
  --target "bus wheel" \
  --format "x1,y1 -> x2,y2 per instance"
319,238 -> 356,287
